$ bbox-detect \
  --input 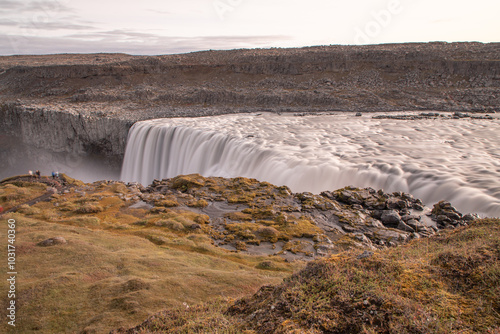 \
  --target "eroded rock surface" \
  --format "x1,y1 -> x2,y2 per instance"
1,42 -> 499,156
